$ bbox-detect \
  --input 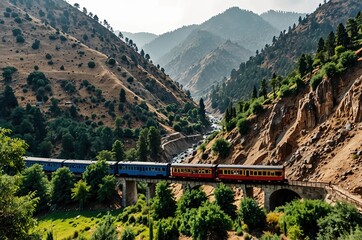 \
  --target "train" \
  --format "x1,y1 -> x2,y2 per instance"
24,156 -> 286,183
